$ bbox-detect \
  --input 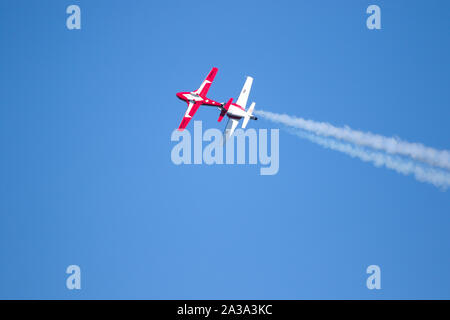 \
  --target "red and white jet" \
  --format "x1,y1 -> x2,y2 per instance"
218,76 -> 258,139
176,67 -> 222,131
